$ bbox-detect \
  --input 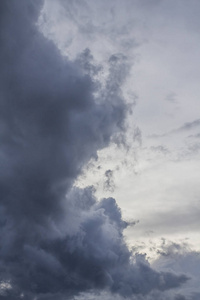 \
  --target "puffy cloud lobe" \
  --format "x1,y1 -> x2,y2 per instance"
0,1 -> 188,299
